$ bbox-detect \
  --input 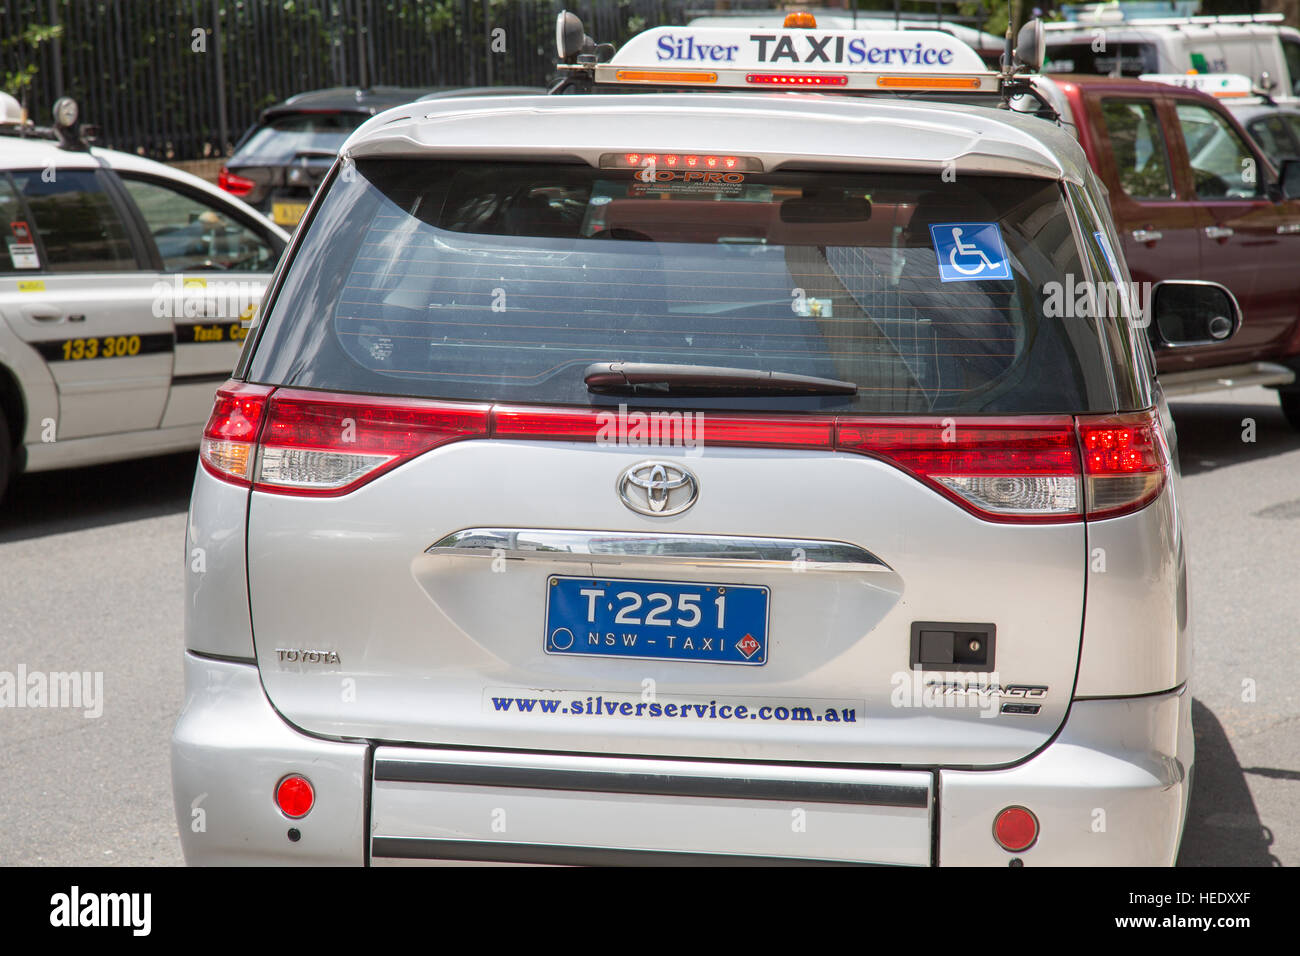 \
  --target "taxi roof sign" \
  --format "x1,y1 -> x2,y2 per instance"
595,26 -> 995,93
